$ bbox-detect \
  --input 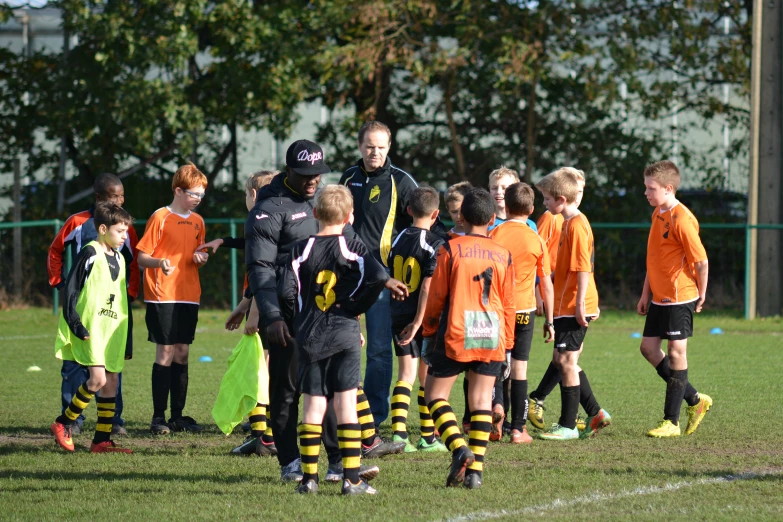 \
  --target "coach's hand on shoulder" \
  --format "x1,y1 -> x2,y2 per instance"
385,278 -> 409,300
197,238 -> 224,253
266,320 -> 293,347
